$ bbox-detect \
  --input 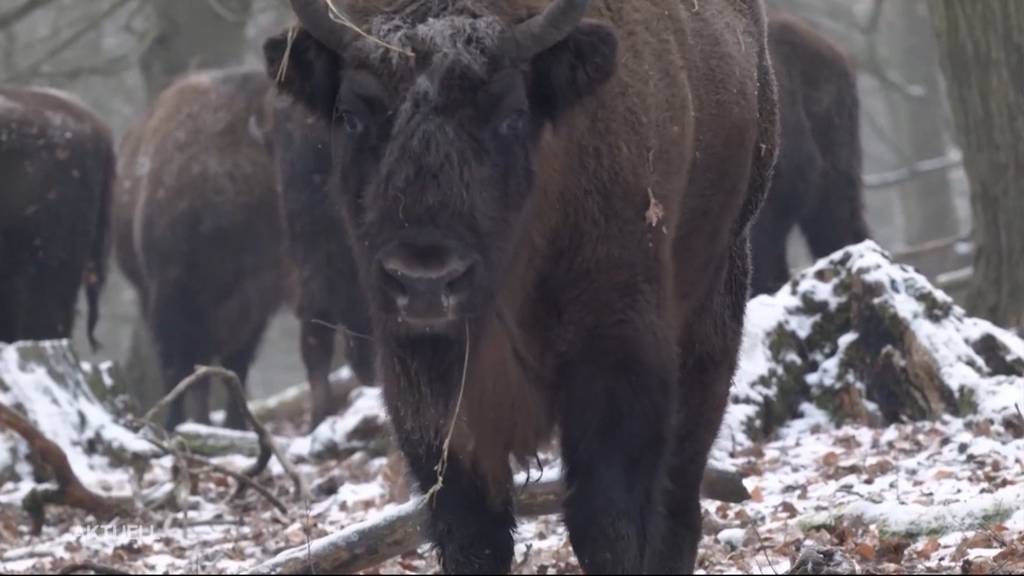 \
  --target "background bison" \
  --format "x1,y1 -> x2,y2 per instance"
264,90 -> 376,429
115,68 -> 374,430
113,69 -> 286,429
750,14 -> 870,296
0,87 -> 113,348
266,0 -> 778,572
